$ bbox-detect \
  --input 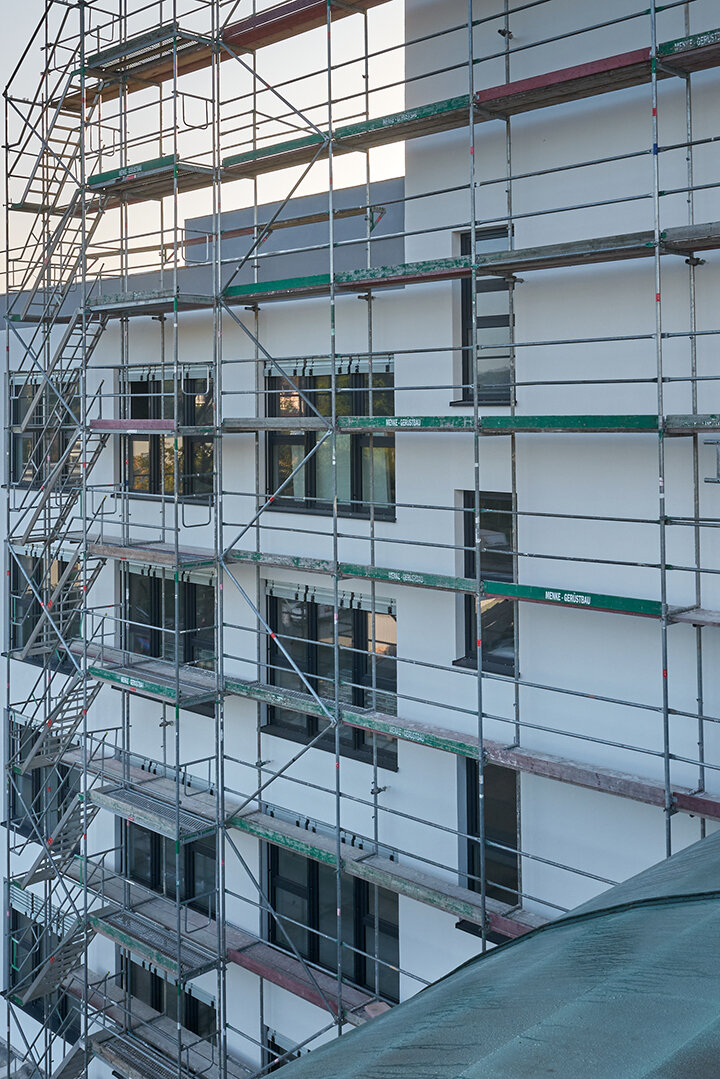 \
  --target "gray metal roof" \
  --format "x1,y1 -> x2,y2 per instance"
281,832 -> 720,1078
